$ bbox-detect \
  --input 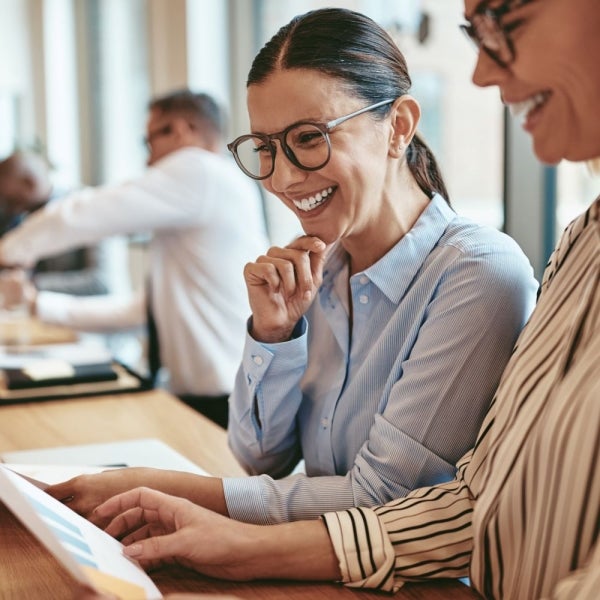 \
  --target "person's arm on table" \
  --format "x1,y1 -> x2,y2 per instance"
46,469 -> 229,525
322,457 -> 476,592
91,426 -> 484,592
93,454 -> 479,592
95,487 -> 341,582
